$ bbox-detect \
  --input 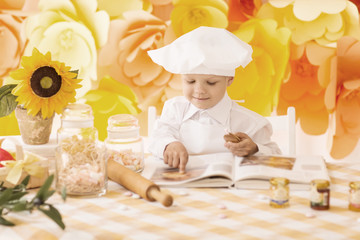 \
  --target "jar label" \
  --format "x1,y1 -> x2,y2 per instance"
310,186 -> 329,206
